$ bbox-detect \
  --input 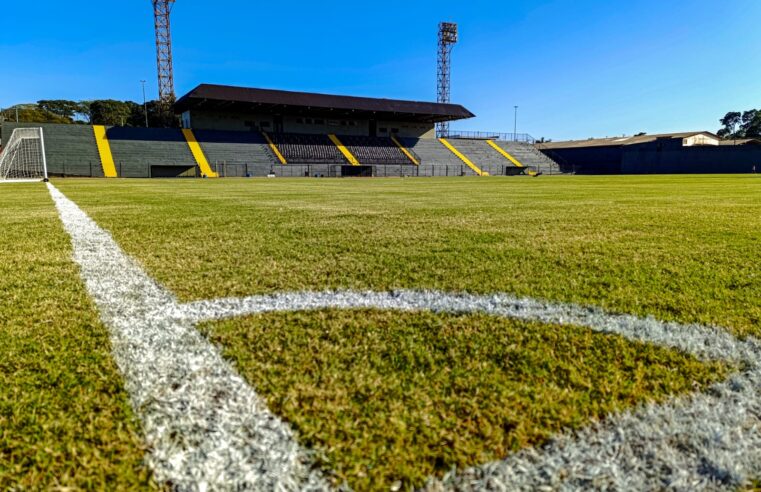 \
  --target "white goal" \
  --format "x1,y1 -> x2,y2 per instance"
0,127 -> 48,182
